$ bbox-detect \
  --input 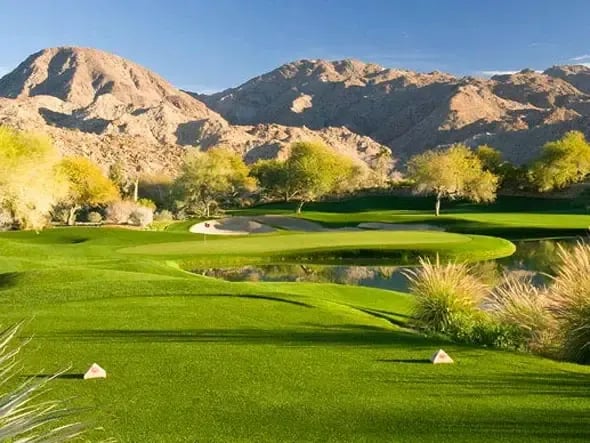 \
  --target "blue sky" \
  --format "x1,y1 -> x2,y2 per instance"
1,0 -> 590,93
